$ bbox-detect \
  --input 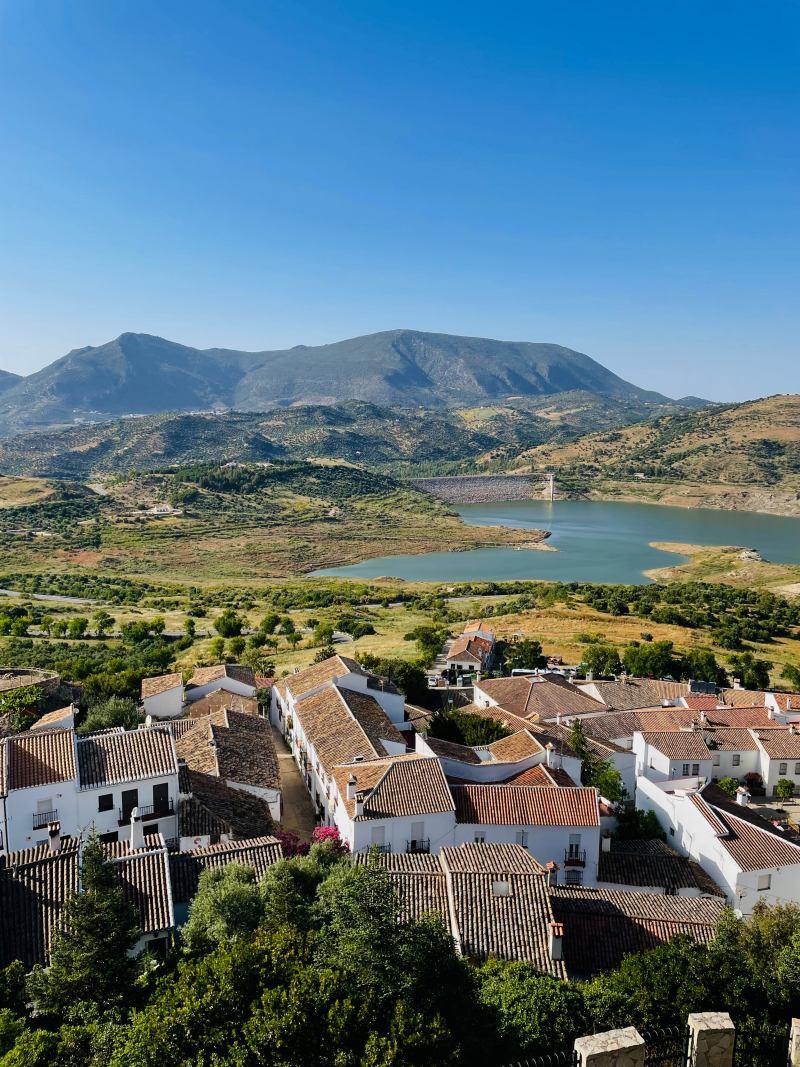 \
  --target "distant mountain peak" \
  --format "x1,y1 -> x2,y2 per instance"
0,328 -> 675,437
